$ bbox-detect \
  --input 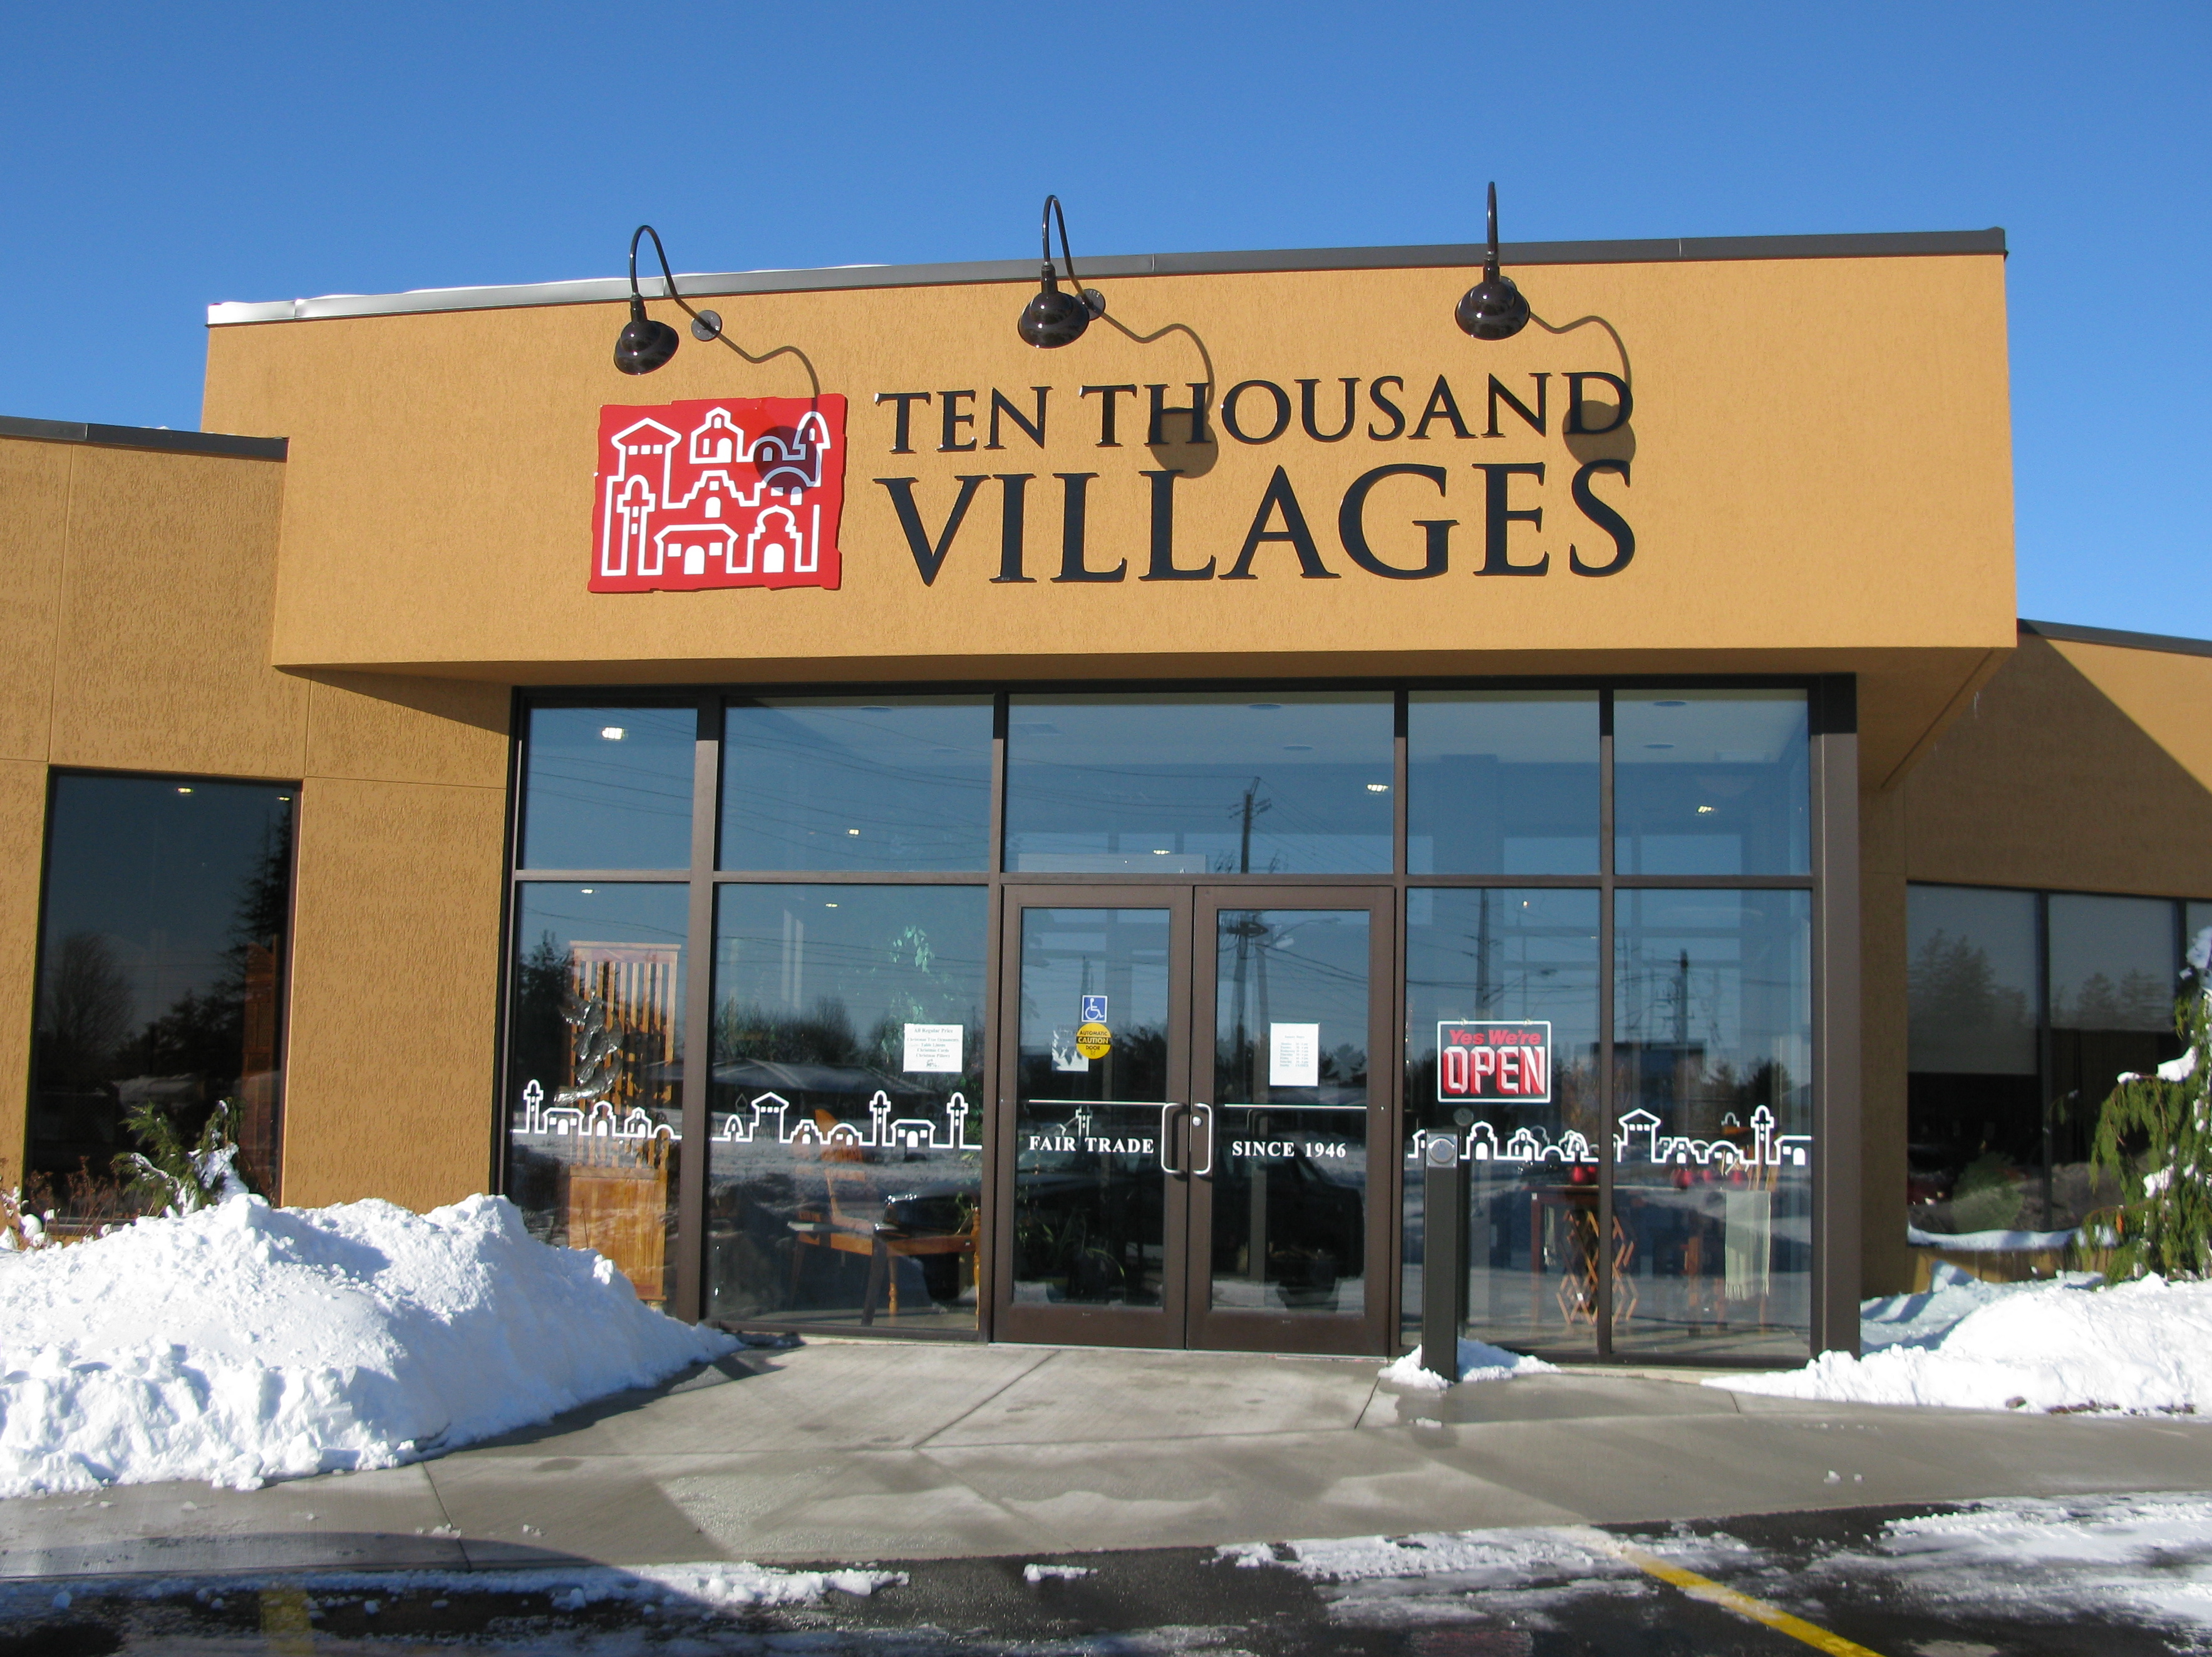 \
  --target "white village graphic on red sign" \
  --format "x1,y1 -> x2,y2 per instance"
591,395 -> 847,592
